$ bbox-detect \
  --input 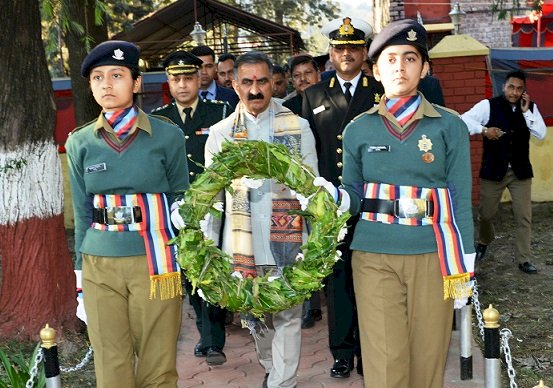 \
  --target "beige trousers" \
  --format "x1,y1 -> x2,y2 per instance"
352,251 -> 453,388
83,254 -> 182,388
